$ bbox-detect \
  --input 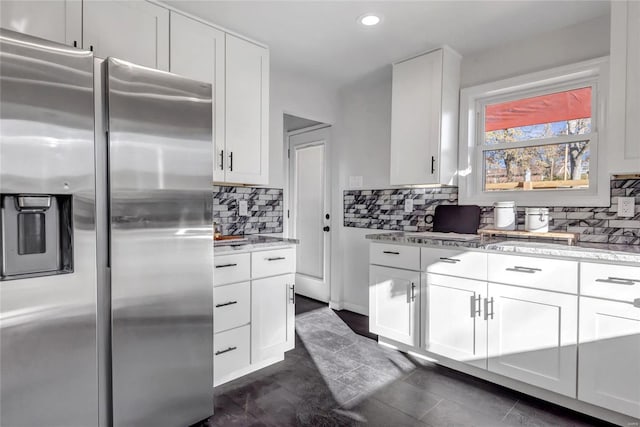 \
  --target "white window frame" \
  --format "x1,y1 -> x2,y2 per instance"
458,57 -> 610,207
